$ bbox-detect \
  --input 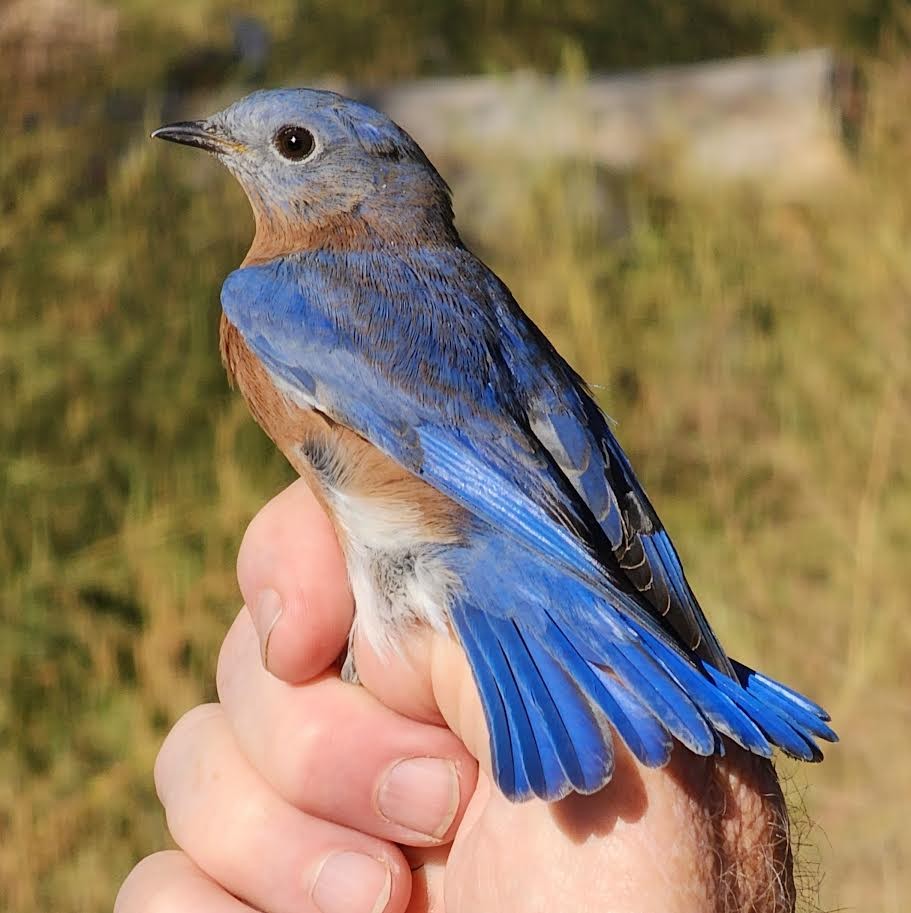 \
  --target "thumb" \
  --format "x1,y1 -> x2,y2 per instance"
235,478 -> 354,683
